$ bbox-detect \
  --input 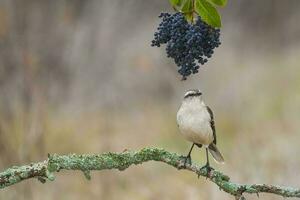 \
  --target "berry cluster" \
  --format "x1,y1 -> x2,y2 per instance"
151,12 -> 221,80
